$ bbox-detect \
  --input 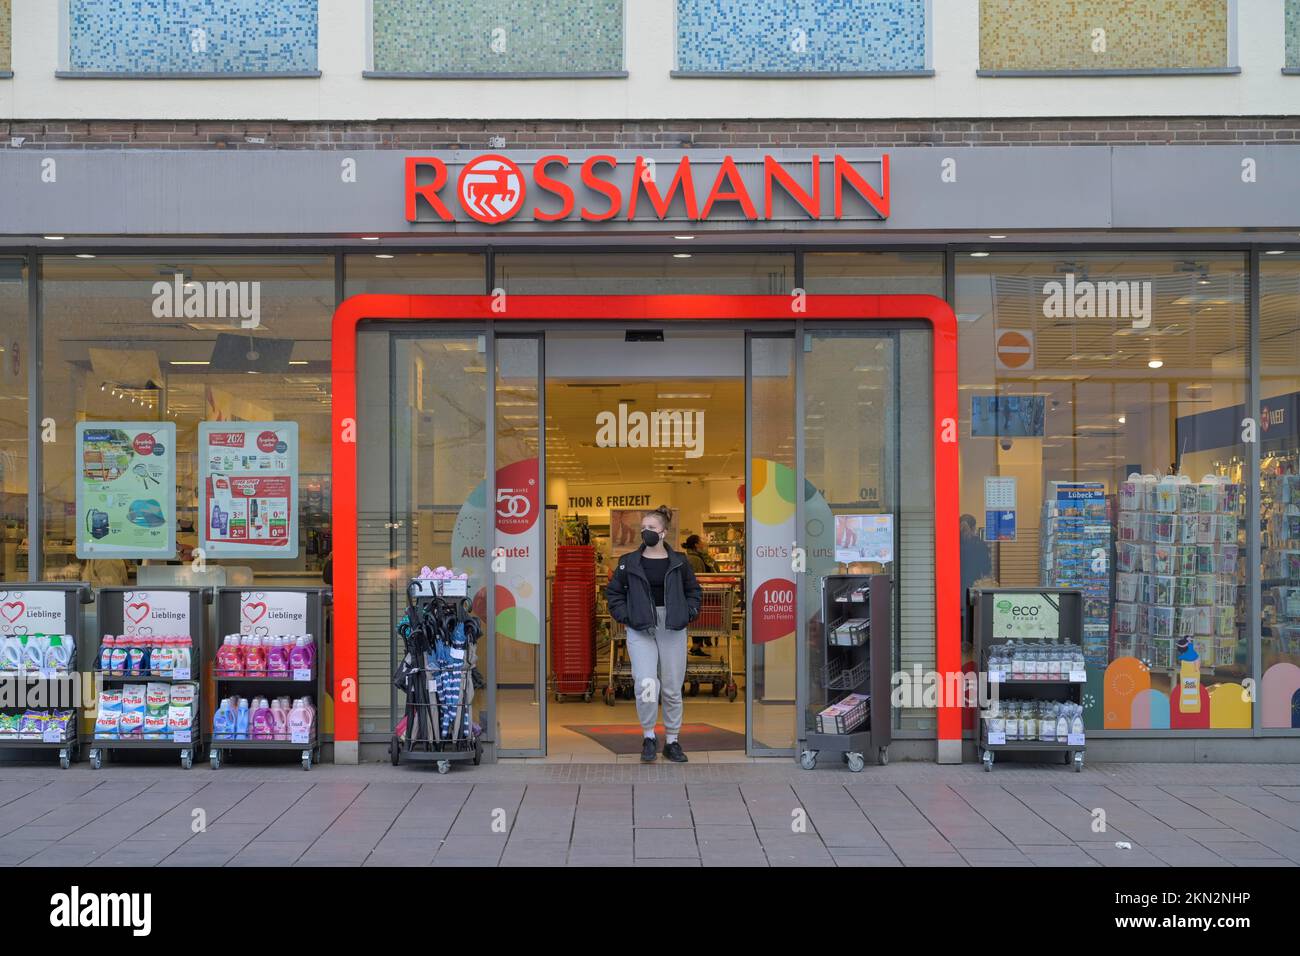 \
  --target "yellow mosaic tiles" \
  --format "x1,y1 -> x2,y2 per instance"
980,0 -> 1230,71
